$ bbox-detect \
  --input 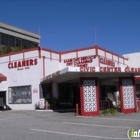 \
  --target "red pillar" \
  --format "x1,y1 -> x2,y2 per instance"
80,77 -> 99,116
119,77 -> 136,113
